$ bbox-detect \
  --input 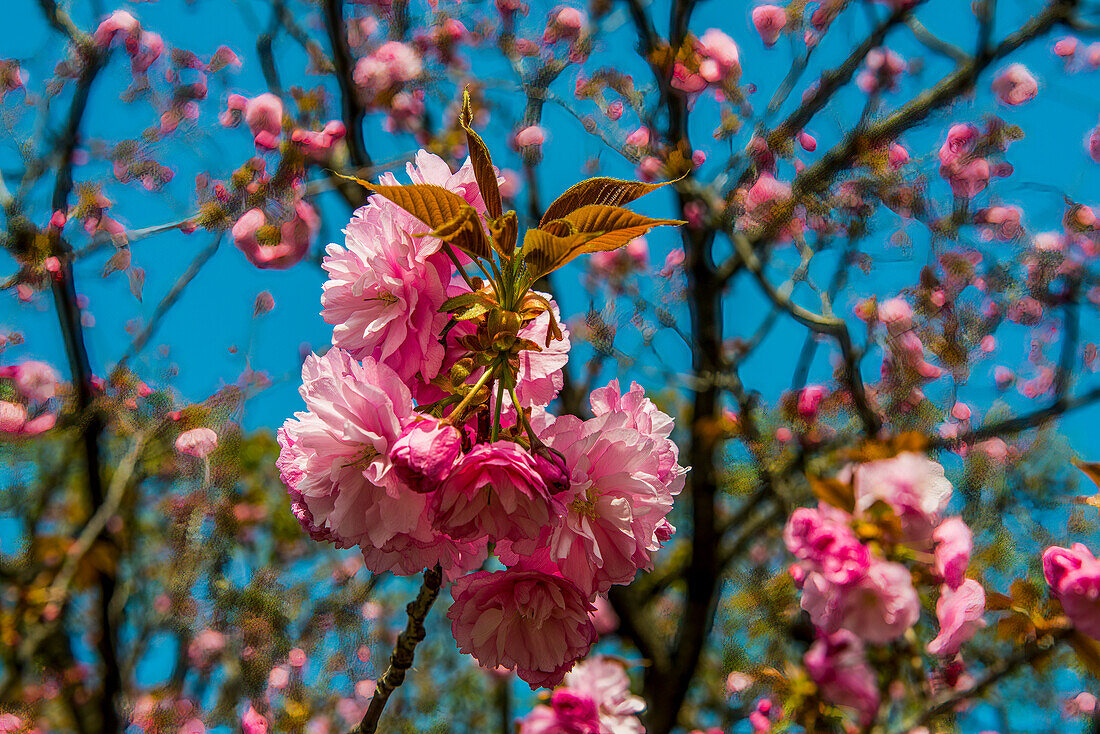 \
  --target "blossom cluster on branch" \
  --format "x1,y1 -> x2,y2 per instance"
276,96 -> 686,688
